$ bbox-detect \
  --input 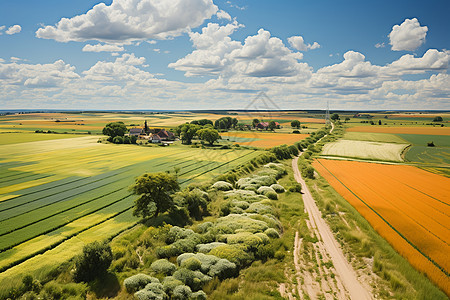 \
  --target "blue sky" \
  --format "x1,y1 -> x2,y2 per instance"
0,0 -> 449,110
